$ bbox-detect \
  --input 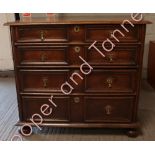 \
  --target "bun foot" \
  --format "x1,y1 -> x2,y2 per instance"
18,126 -> 33,136
126,129 -> 139,138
